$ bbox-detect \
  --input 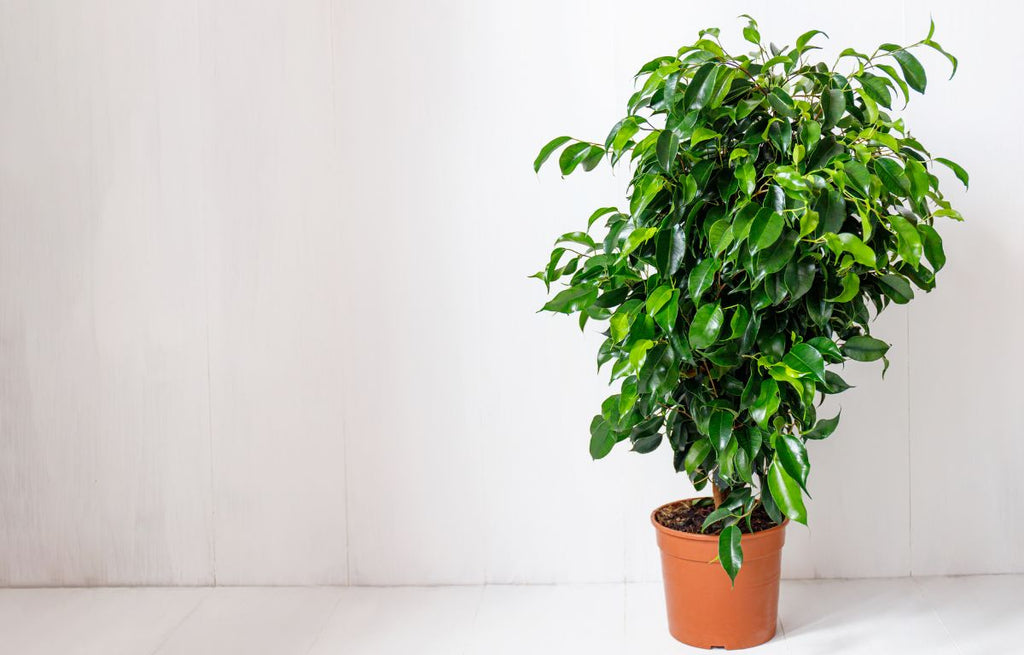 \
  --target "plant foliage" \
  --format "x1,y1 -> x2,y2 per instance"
533,17 -> 966,582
